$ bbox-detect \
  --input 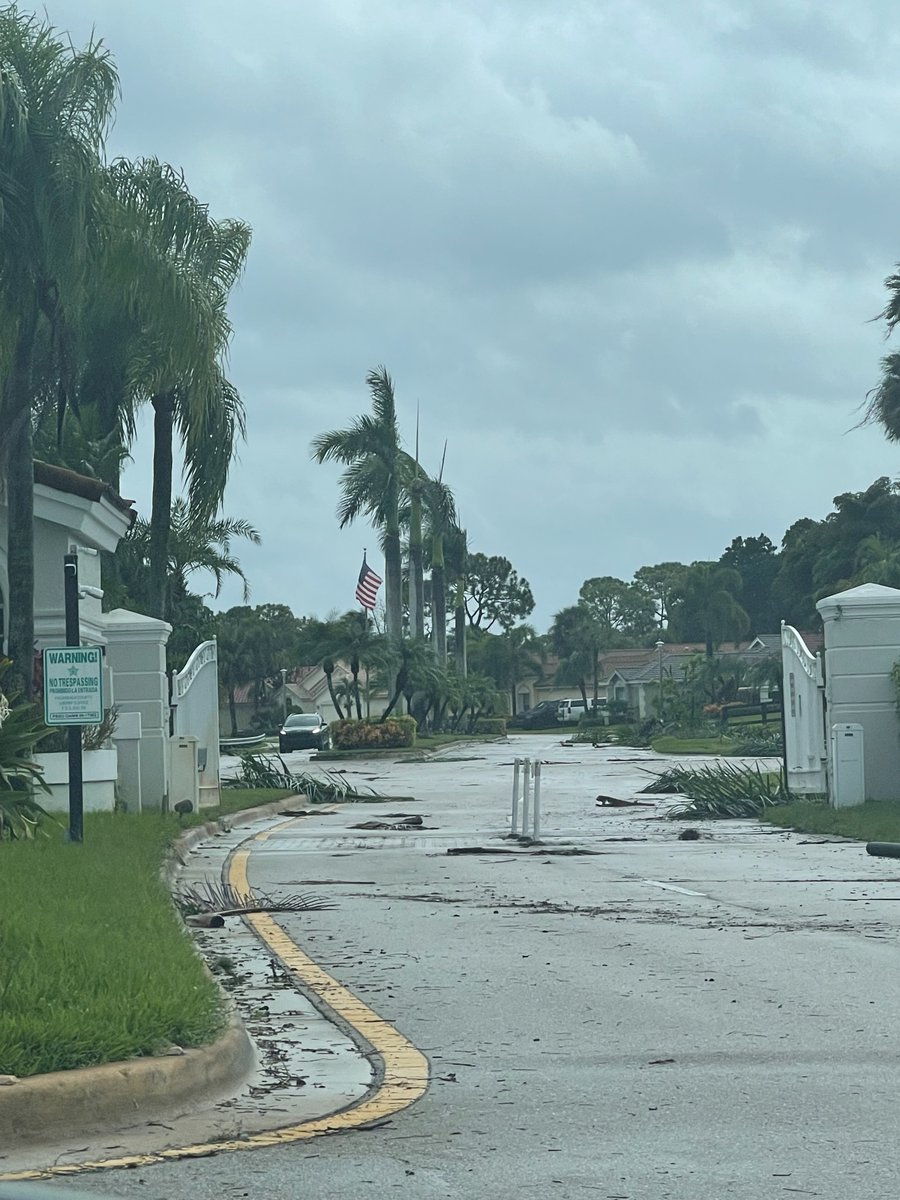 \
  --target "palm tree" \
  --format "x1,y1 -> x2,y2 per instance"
0,9 -> 118,693
549,605 -> 603,709
117,497 -> 260,618
669,562 -> 750,658
445,524 -> 469,677
400,449 -> 426,639
423,472 -> 456,664
108,159 -> 251,620
312,367 -> 404,644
